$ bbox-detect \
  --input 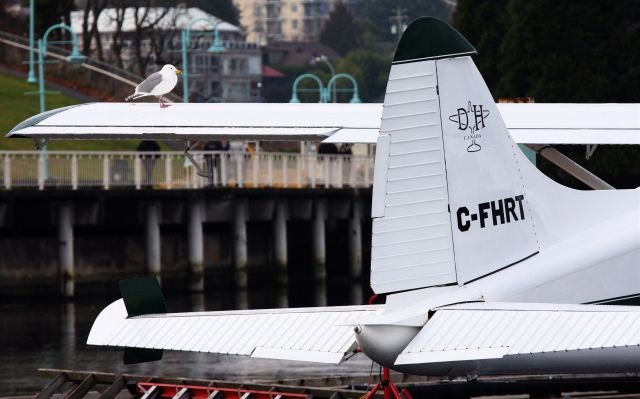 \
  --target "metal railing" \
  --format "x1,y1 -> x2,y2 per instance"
0,151 -> 374,190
